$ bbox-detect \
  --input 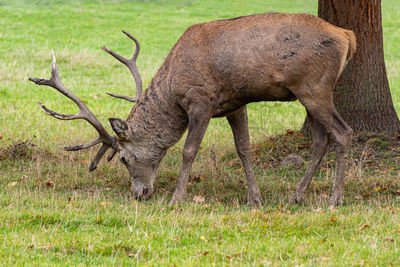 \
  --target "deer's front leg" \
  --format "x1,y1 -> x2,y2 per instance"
227,106 -> 262,207
170,88 -> 213,205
